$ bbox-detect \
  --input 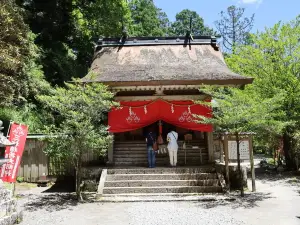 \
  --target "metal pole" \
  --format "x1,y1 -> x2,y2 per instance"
6,120 -> 13,138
